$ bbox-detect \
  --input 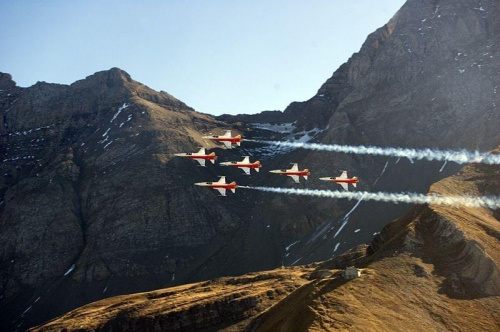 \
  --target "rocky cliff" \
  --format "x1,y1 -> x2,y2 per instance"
220,0 -> 500,267
0,68 -> 249,330
2,0 -> 500,330
30,154 -> 500,331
